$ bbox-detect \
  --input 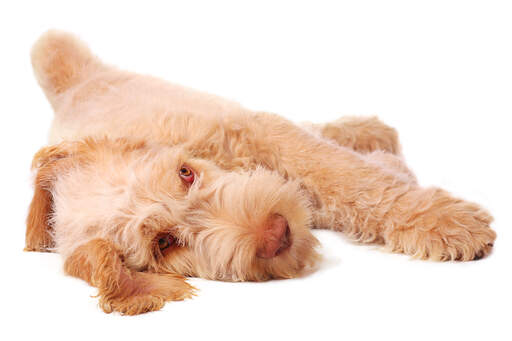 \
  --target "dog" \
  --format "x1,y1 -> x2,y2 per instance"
25,31 -> 496,315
